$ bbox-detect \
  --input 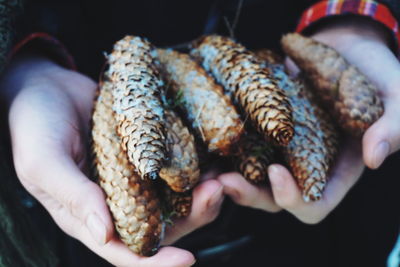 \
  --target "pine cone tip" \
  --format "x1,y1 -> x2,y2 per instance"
303,180 -> 325,202
274,124 -> 294,146
146,171 -> 160,181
